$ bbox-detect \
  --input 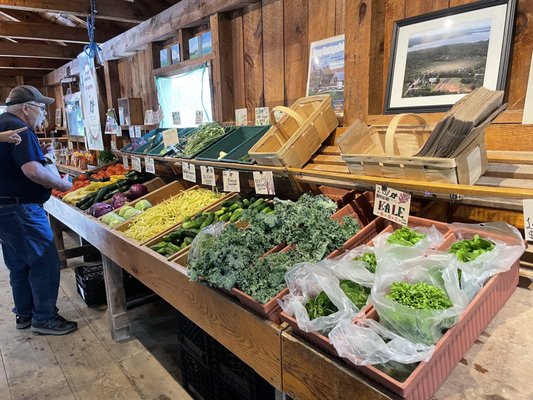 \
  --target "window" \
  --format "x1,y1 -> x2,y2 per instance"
155,62 -> 213,128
